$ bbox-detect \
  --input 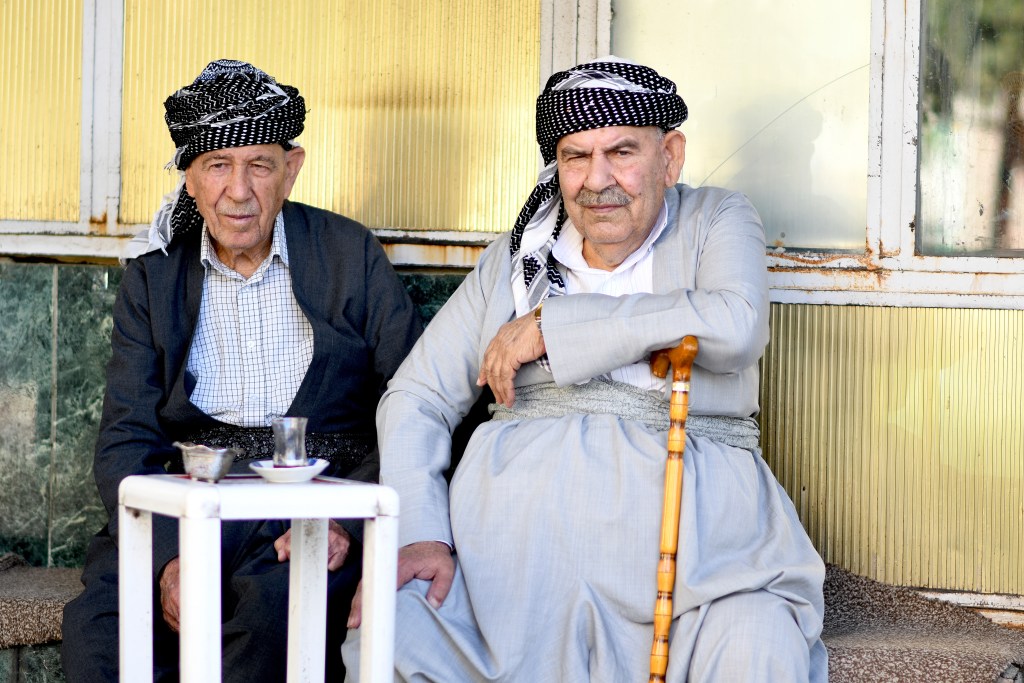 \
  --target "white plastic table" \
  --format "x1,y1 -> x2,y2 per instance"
117,473 -> 398,683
